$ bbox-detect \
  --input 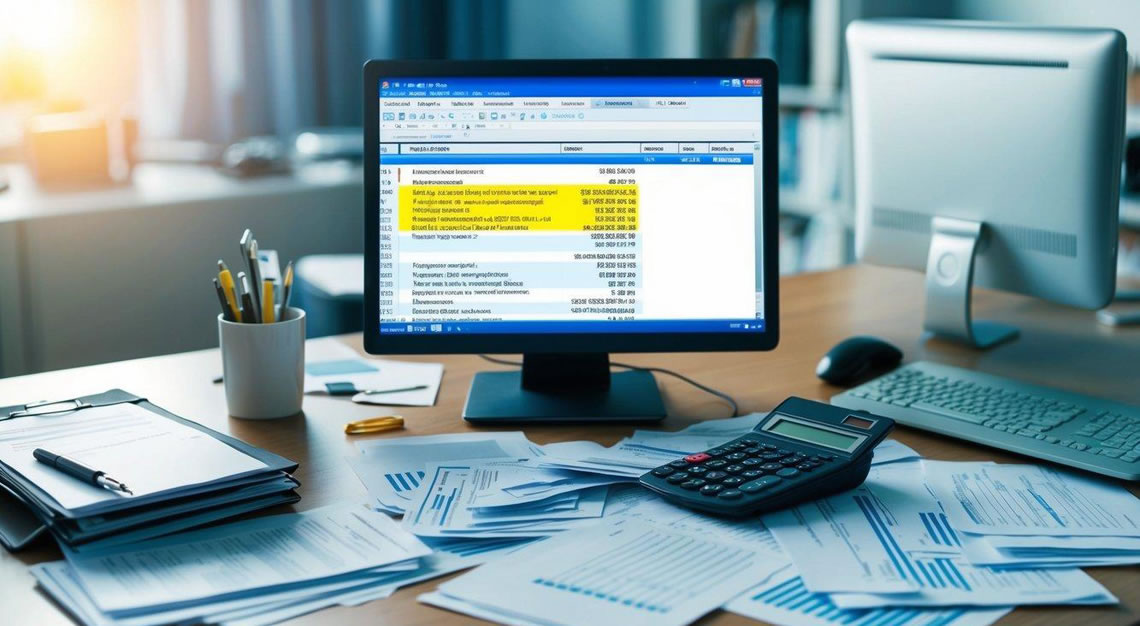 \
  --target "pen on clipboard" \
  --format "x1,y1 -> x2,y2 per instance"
33,448 -> 133,495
